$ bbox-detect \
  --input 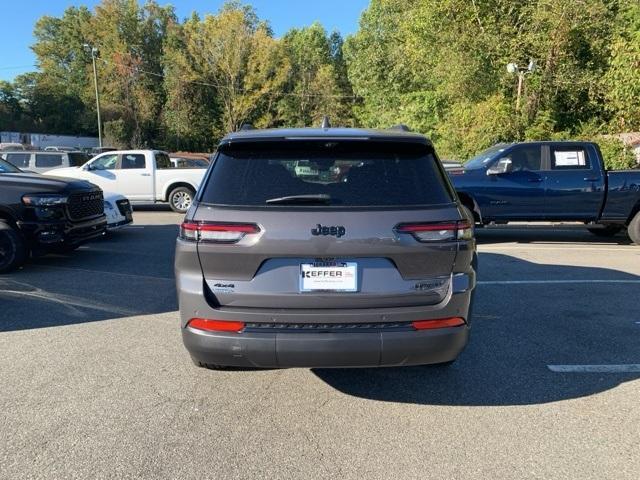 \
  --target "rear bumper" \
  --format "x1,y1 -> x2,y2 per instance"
176,237 -> 475,368
180,280 -> 474,368
184,324 -> 469,368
